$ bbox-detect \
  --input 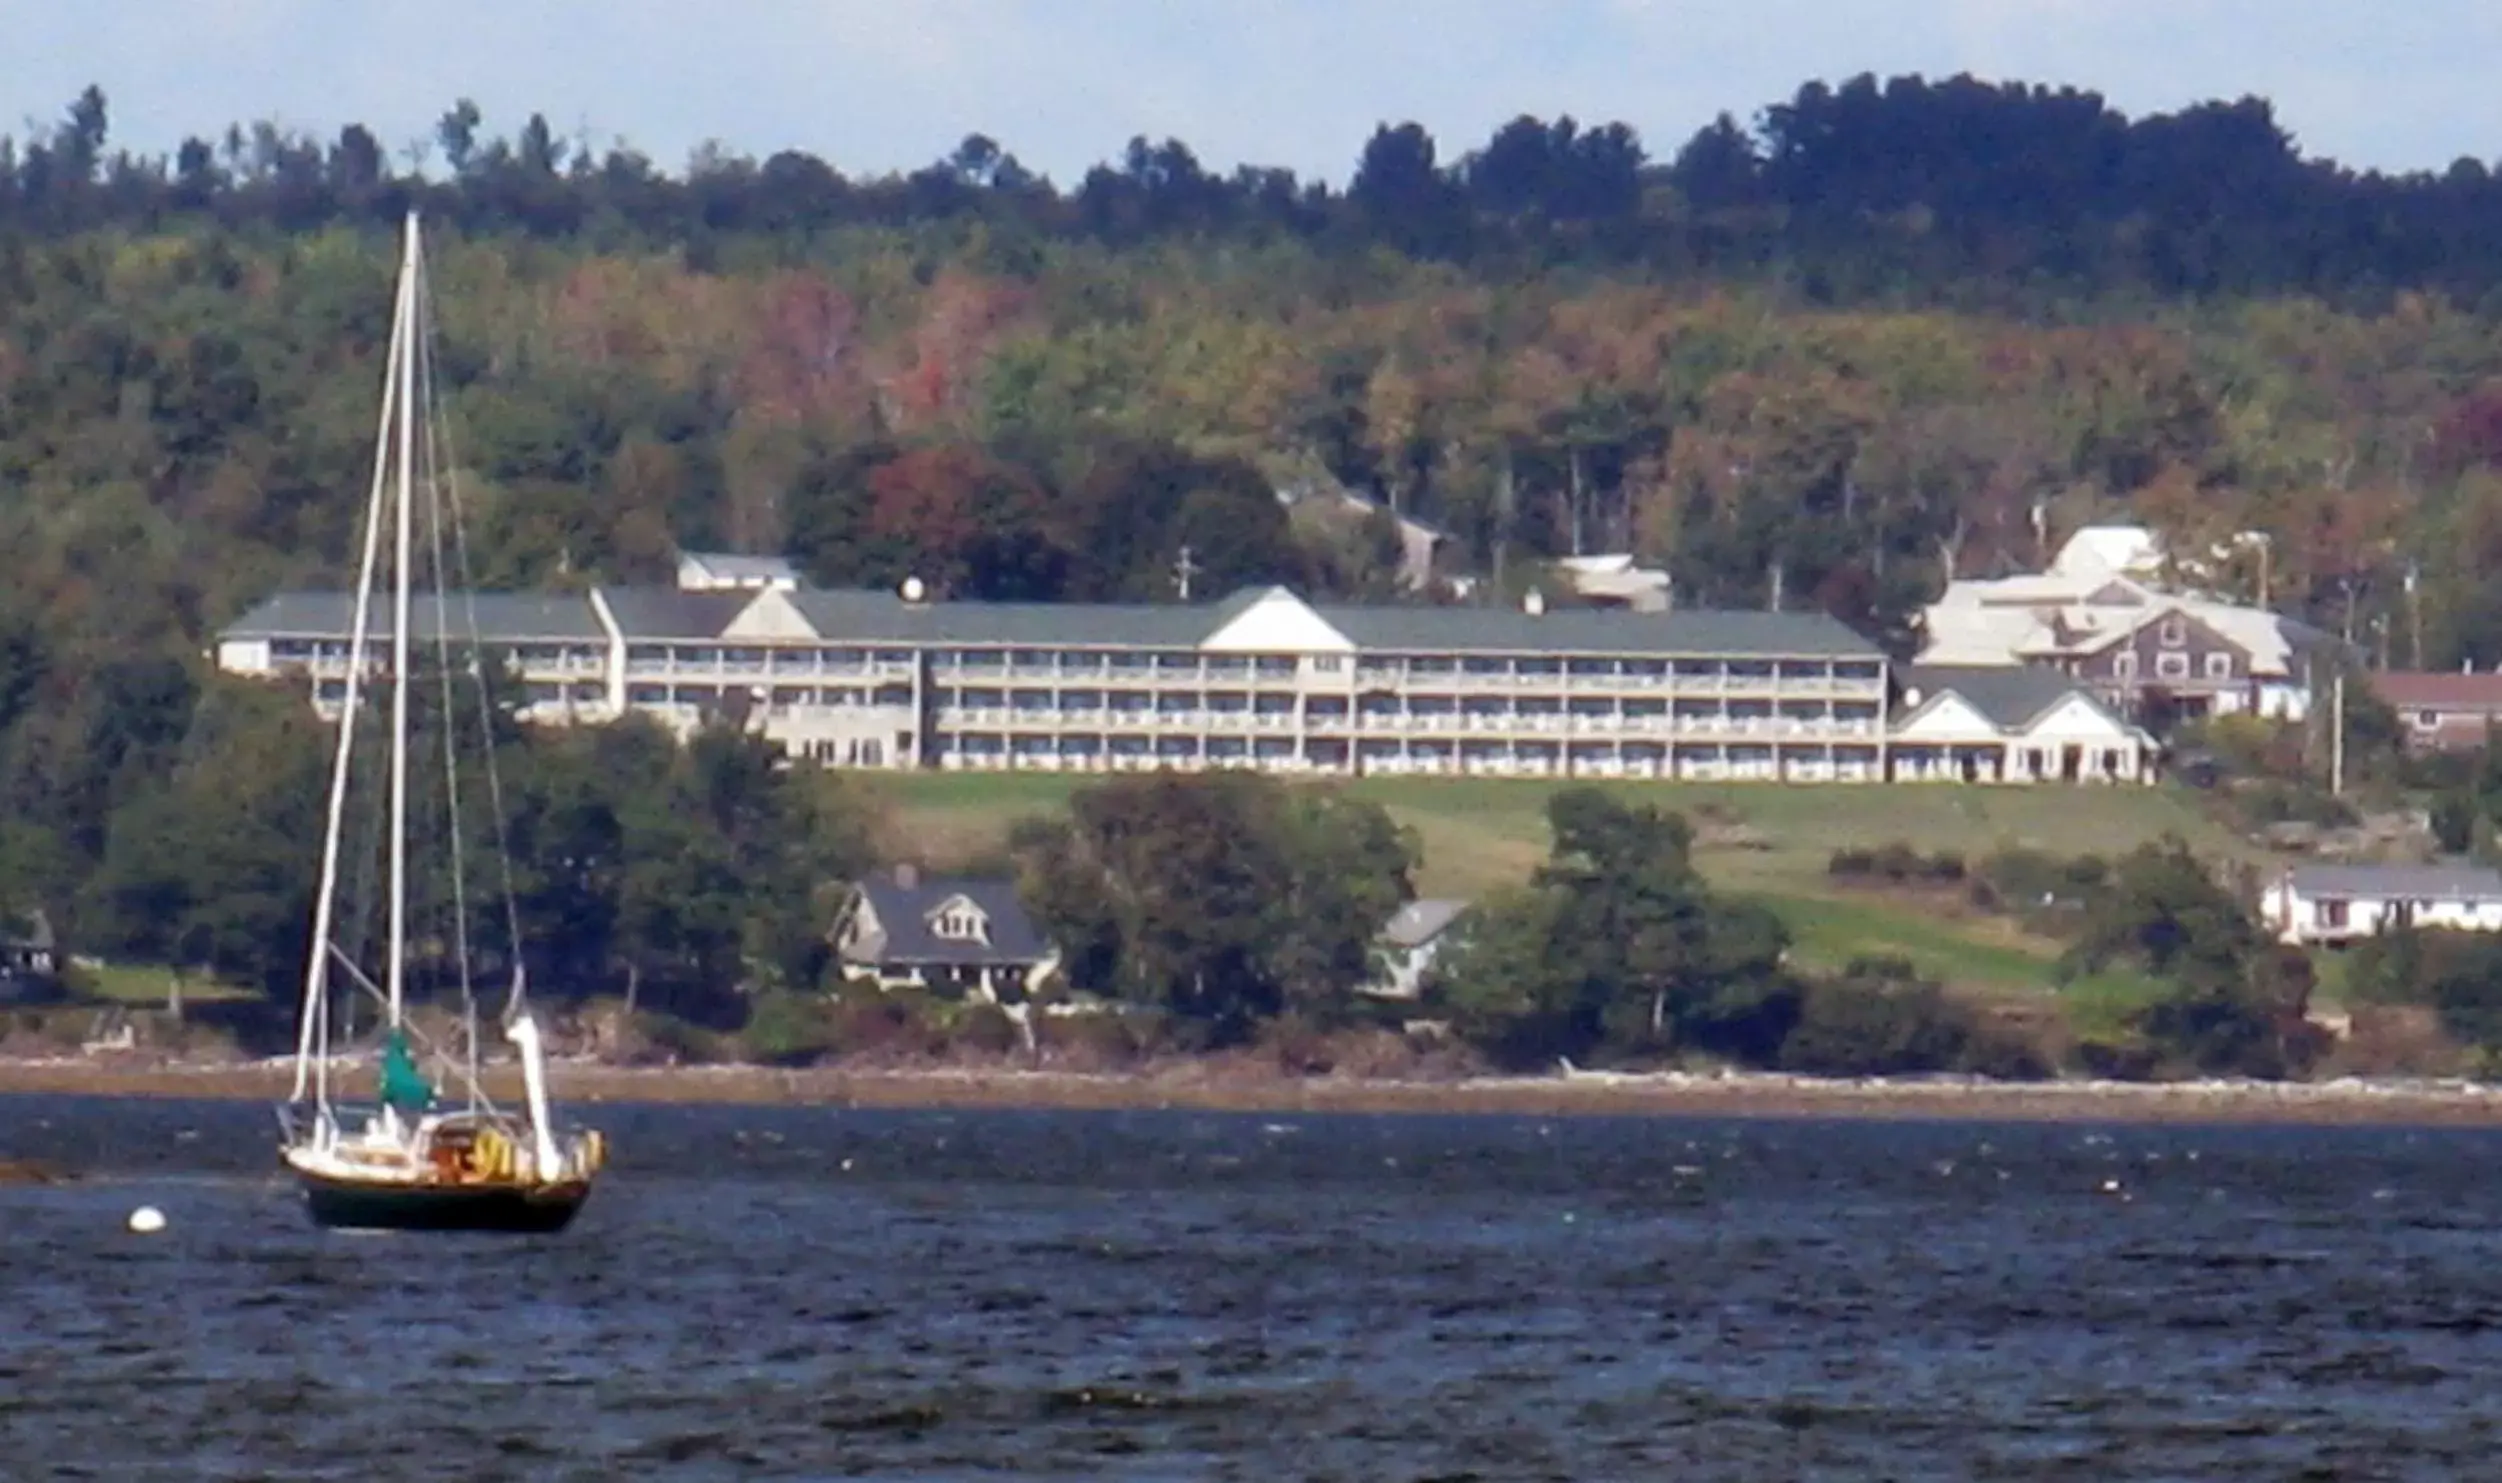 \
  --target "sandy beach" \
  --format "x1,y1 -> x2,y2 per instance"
4,1056 -> 2502,1126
